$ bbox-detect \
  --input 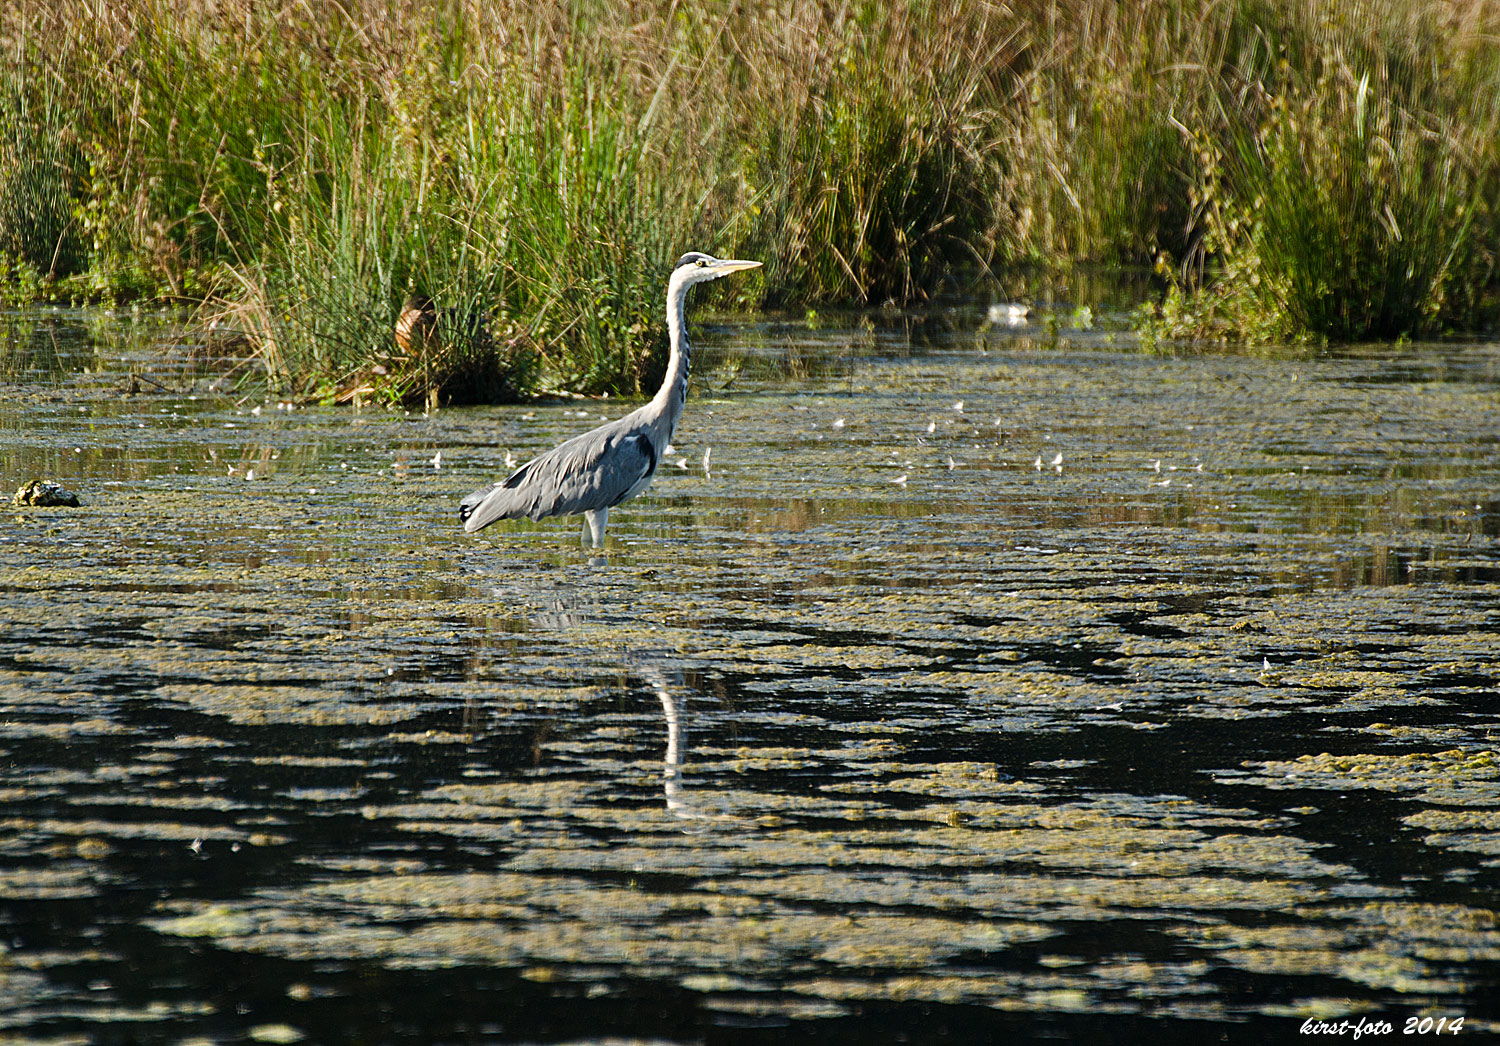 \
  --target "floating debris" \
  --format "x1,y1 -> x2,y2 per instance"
986,302 -> 1031,326
13,480 -> 81,508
